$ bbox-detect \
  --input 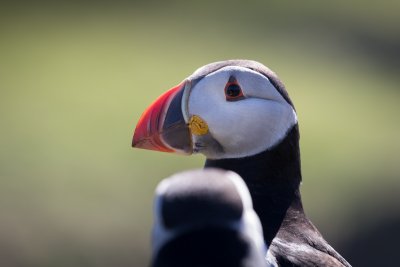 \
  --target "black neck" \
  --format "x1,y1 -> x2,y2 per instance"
205,125 -> 304,245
